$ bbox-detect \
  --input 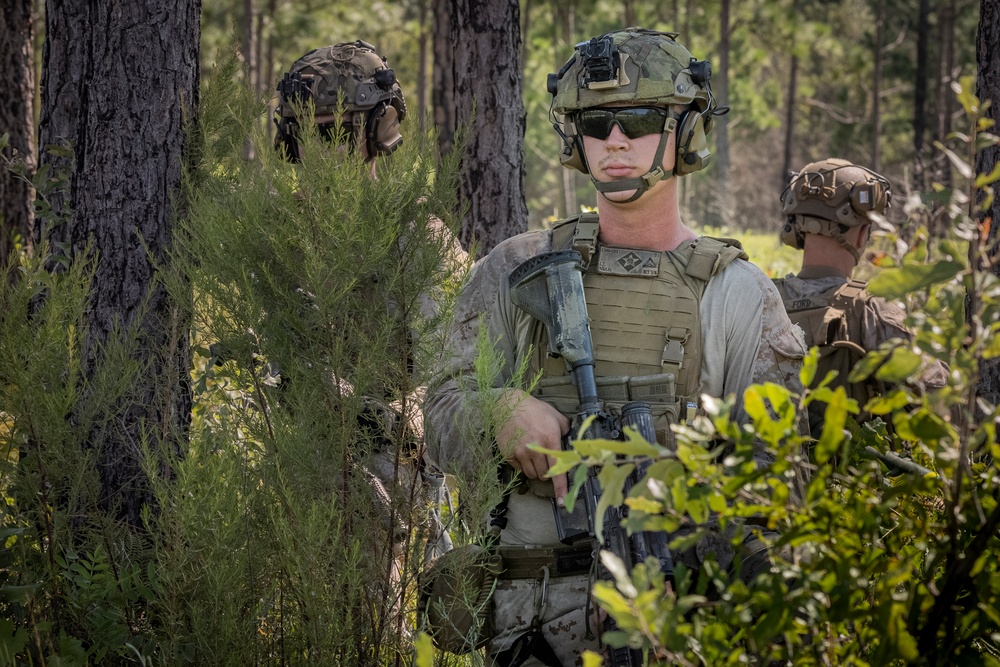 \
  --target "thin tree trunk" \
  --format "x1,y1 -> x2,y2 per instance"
418,0 -> 429,132
914,0 -> 931,187
0,0 -> 36,262
782,52 -> 799,191
38,0 -> 199,526
872,0 -> 885,172
935,0 -> 956,186
976,0 -> 1000,405
242,0 -> 255,90
432,0 -> 455,155
553,0 -> 577,220
714,0 -> 732,223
